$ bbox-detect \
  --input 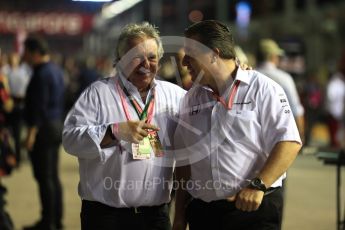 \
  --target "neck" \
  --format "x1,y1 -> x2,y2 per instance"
208,59 -> 237,95
139,90 -> 148,102
268,56 -> 279,66
34,55 -> 50,66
